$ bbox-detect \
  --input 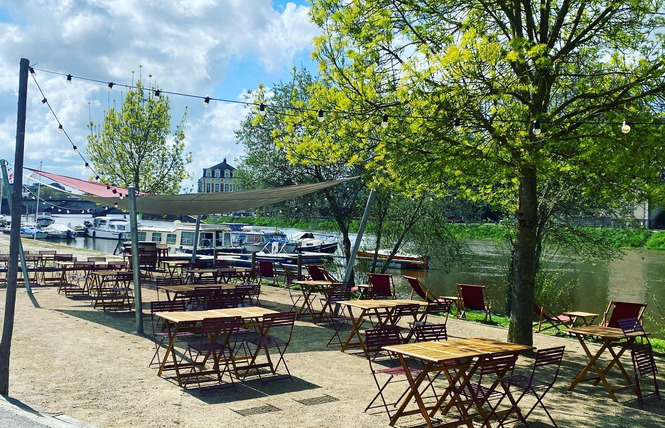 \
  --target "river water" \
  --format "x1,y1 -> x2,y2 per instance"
47,215 -> 665,337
